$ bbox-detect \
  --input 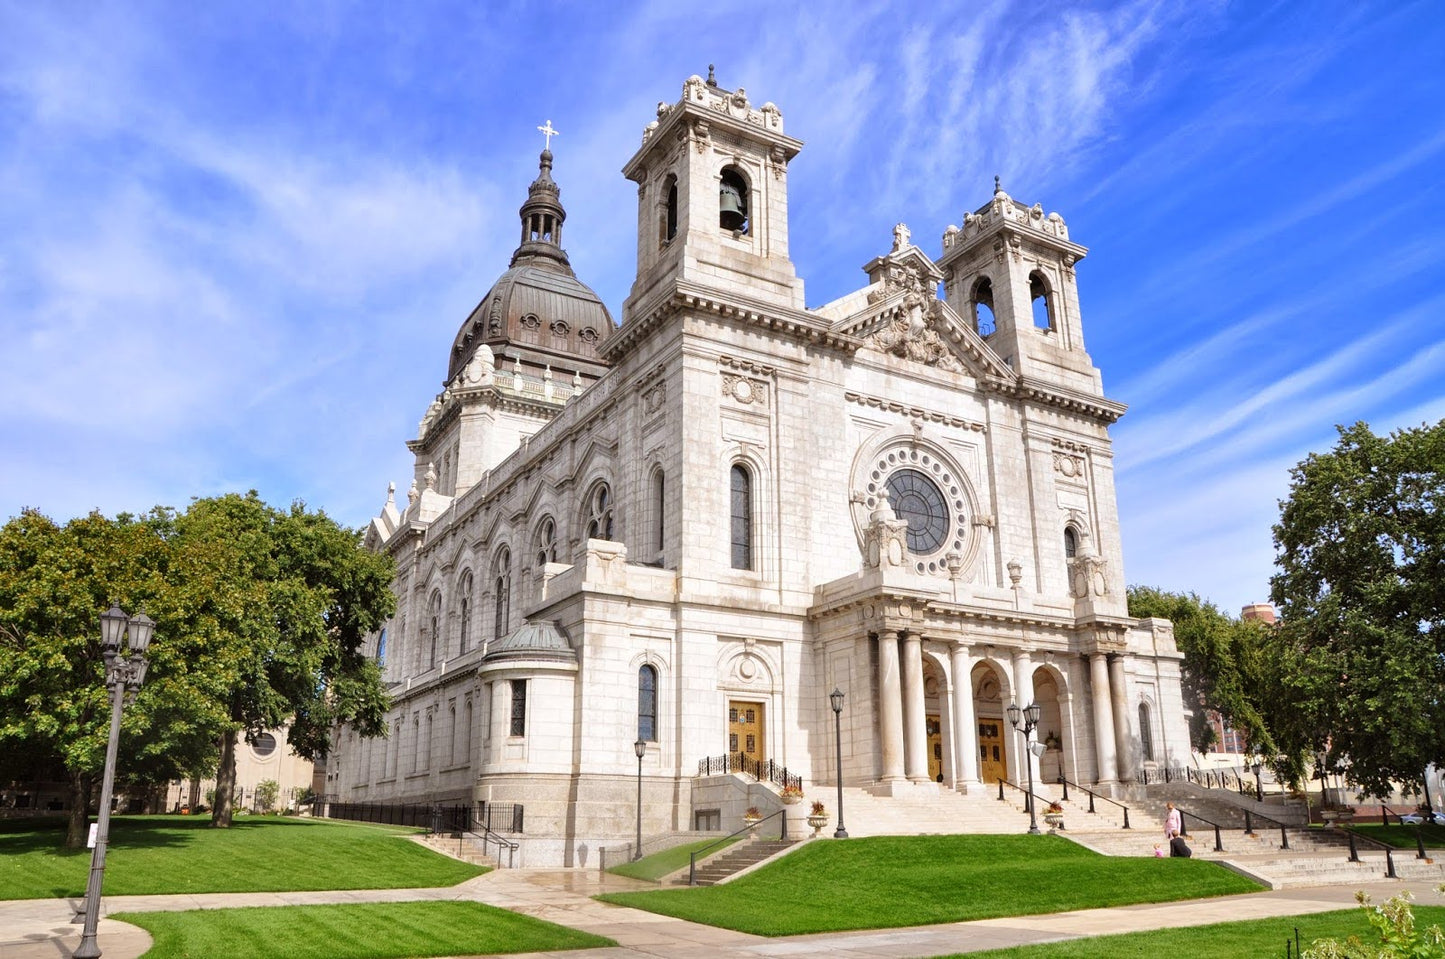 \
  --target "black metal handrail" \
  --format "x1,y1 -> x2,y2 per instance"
696,754 -> 803,791
996,777 -> 1053,821
1344,827 -> 1399,878
1057,776 -> 1131,829
687,809 -> 786,885
1174,806 -> 1230,853
469,825 -> 519,868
